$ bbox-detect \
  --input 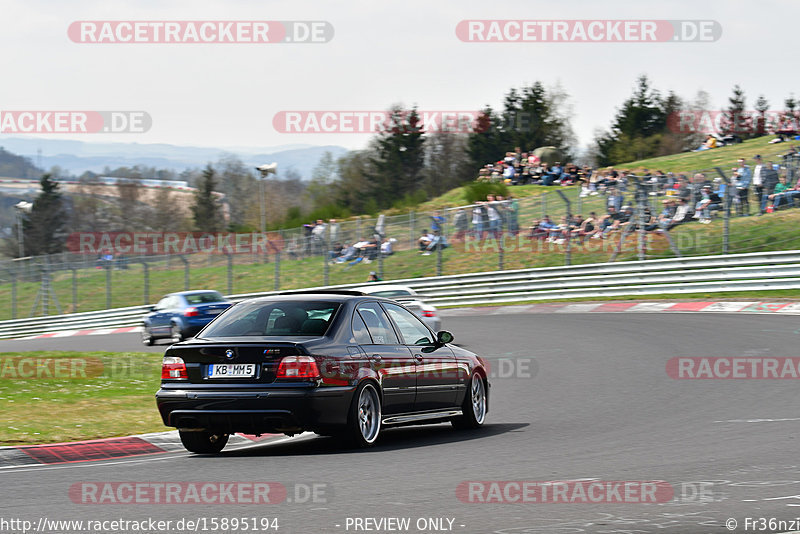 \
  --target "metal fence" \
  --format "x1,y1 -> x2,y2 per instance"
3,250 -> 800,339
2,154 -> 799,321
